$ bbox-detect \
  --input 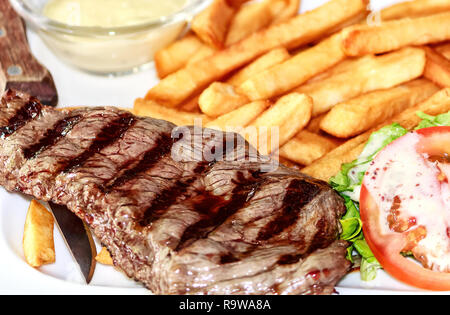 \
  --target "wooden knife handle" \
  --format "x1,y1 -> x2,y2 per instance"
0,0 -> 58,106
